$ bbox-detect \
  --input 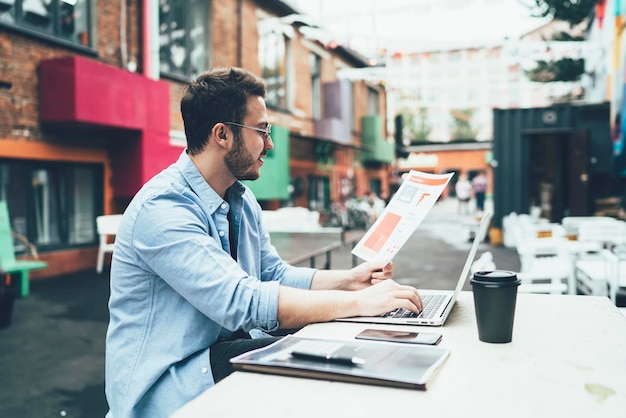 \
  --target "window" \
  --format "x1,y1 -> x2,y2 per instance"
369,179 -> 381,198
367,87 -> 379,116
310,53 -> 322,120
0,160 -> 102,253
259,18 -> 290,109
348,82 -> 354,132
159,0 -> 209,79
307,176 -> 329,212
0,0 -> 91,46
